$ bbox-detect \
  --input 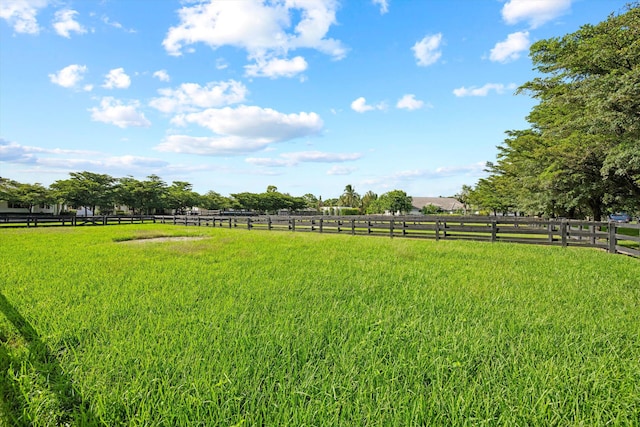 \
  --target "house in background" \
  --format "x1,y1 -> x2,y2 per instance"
410,197 -> 465,215
0,201 -> 62,215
